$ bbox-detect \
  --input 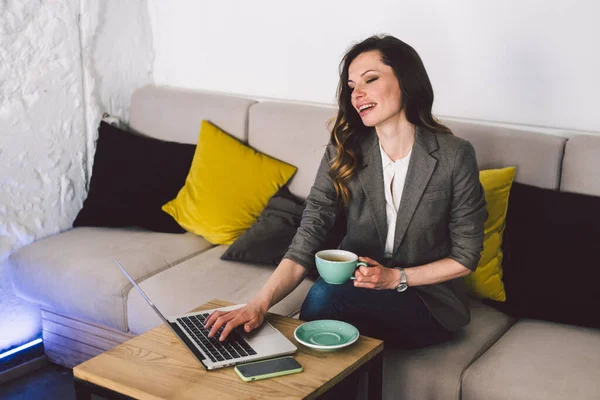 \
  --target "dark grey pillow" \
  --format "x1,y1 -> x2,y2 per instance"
221,186 -> 346,266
